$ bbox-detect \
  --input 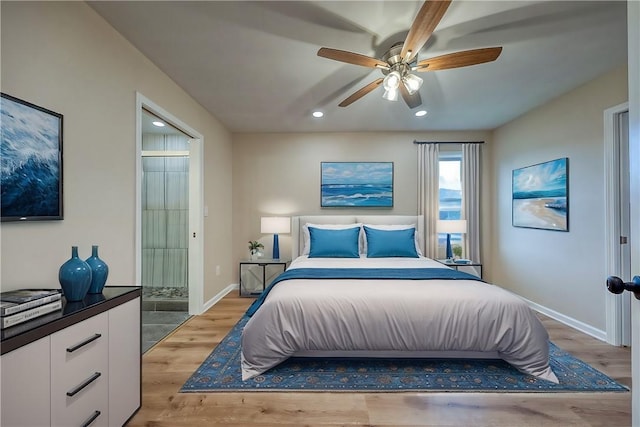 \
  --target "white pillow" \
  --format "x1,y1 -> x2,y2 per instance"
302,223 -> 363,255
361,224 -> 423,256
